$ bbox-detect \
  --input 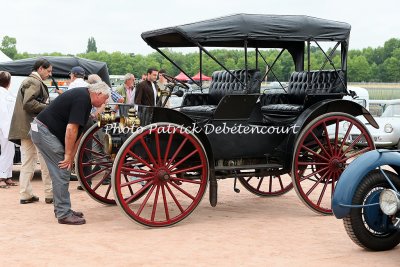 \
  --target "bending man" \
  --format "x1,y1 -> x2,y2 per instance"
30,82 -> 109,225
